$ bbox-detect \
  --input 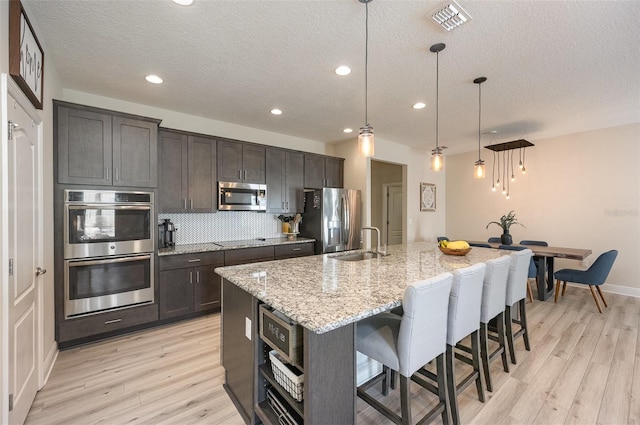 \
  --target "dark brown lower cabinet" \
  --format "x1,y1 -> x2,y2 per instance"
159,251 -> 224,319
